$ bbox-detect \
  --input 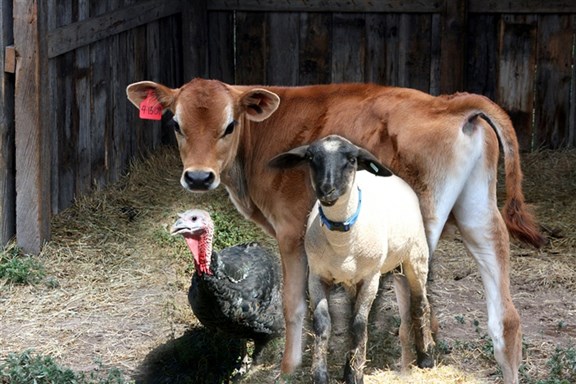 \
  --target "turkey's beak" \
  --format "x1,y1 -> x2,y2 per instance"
171,217 -> 203,236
